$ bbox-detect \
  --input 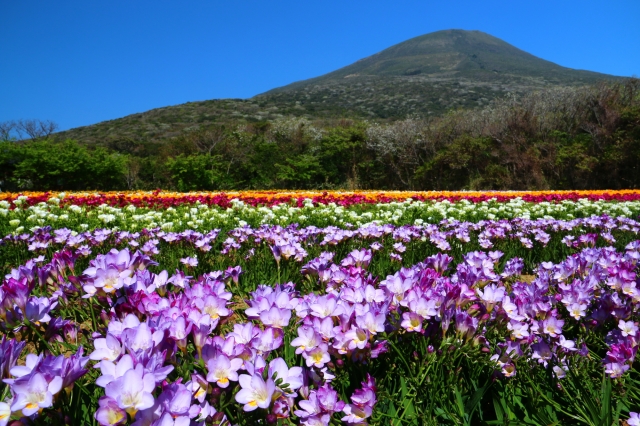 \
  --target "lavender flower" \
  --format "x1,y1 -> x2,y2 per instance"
10,372 -> 63,416
235,373 -> 276,411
